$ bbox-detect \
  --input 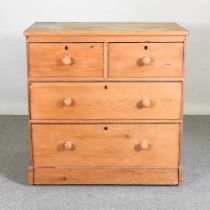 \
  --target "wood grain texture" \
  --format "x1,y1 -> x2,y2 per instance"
32,123 -> 180,167
33,167 -> 178,185
30,119 -> 182,124
24,22 -> 188,36
104,42 -> 108,79
25,22 -> 187,185
30,82 -> 182,120
179,166 -> 184,185
26,35 -> 186,43
28,165 -> 34,184
109,43 -> 183,78
29,43 -> 104,78
28,77 -> 184,82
